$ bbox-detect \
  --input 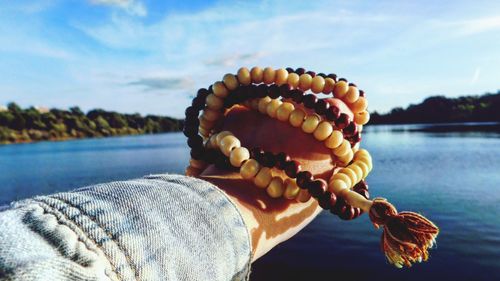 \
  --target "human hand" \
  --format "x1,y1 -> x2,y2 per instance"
199,97 -> 354,261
